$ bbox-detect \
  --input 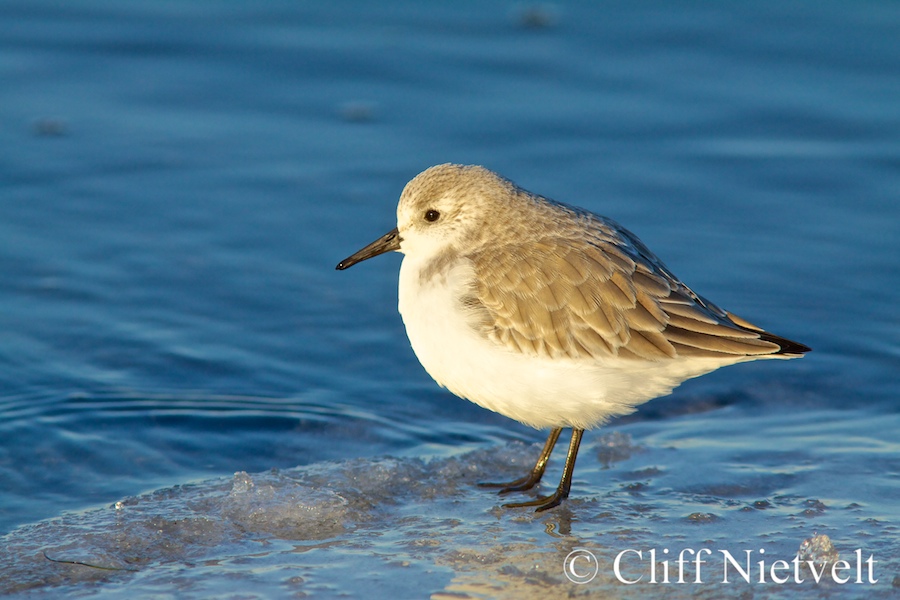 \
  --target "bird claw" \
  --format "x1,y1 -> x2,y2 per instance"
502,488 -> 567,512
477,474 -> 541,494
